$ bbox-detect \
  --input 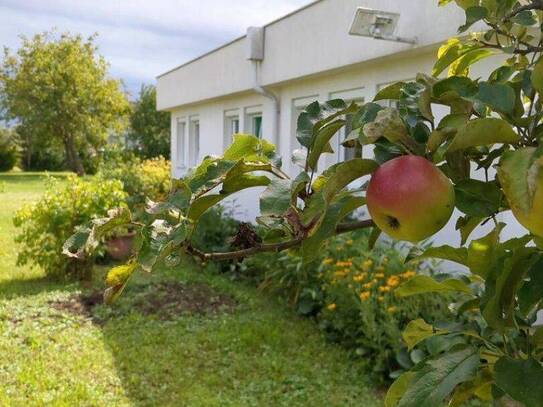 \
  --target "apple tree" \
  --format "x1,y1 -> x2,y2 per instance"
65,0 -> 543,405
